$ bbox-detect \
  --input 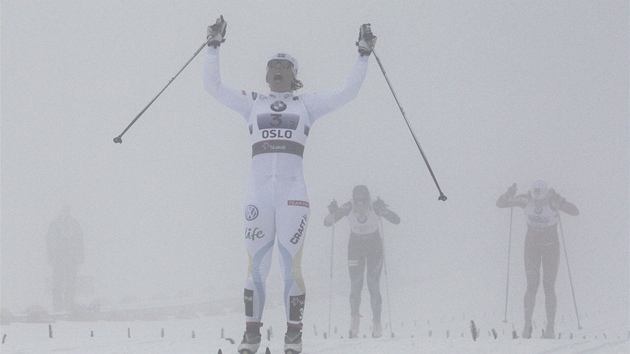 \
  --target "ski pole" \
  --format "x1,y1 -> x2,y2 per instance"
327,215 -> 335,338
371,48 -> 447,201
113,36 -> 214,144
558,215 -> 582,330
503,206 -> 513,323
379,217 -> 394,338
